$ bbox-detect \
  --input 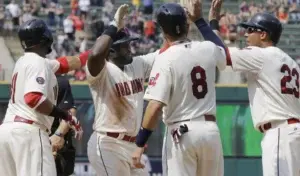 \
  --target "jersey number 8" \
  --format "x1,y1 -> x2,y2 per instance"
280,64 -> 299,98
190,66 -> 208,99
